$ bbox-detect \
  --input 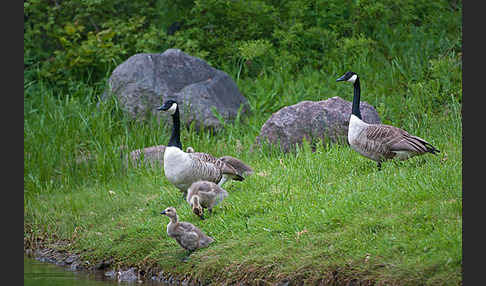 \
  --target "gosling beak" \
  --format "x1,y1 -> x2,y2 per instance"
160,210 -> 166,215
